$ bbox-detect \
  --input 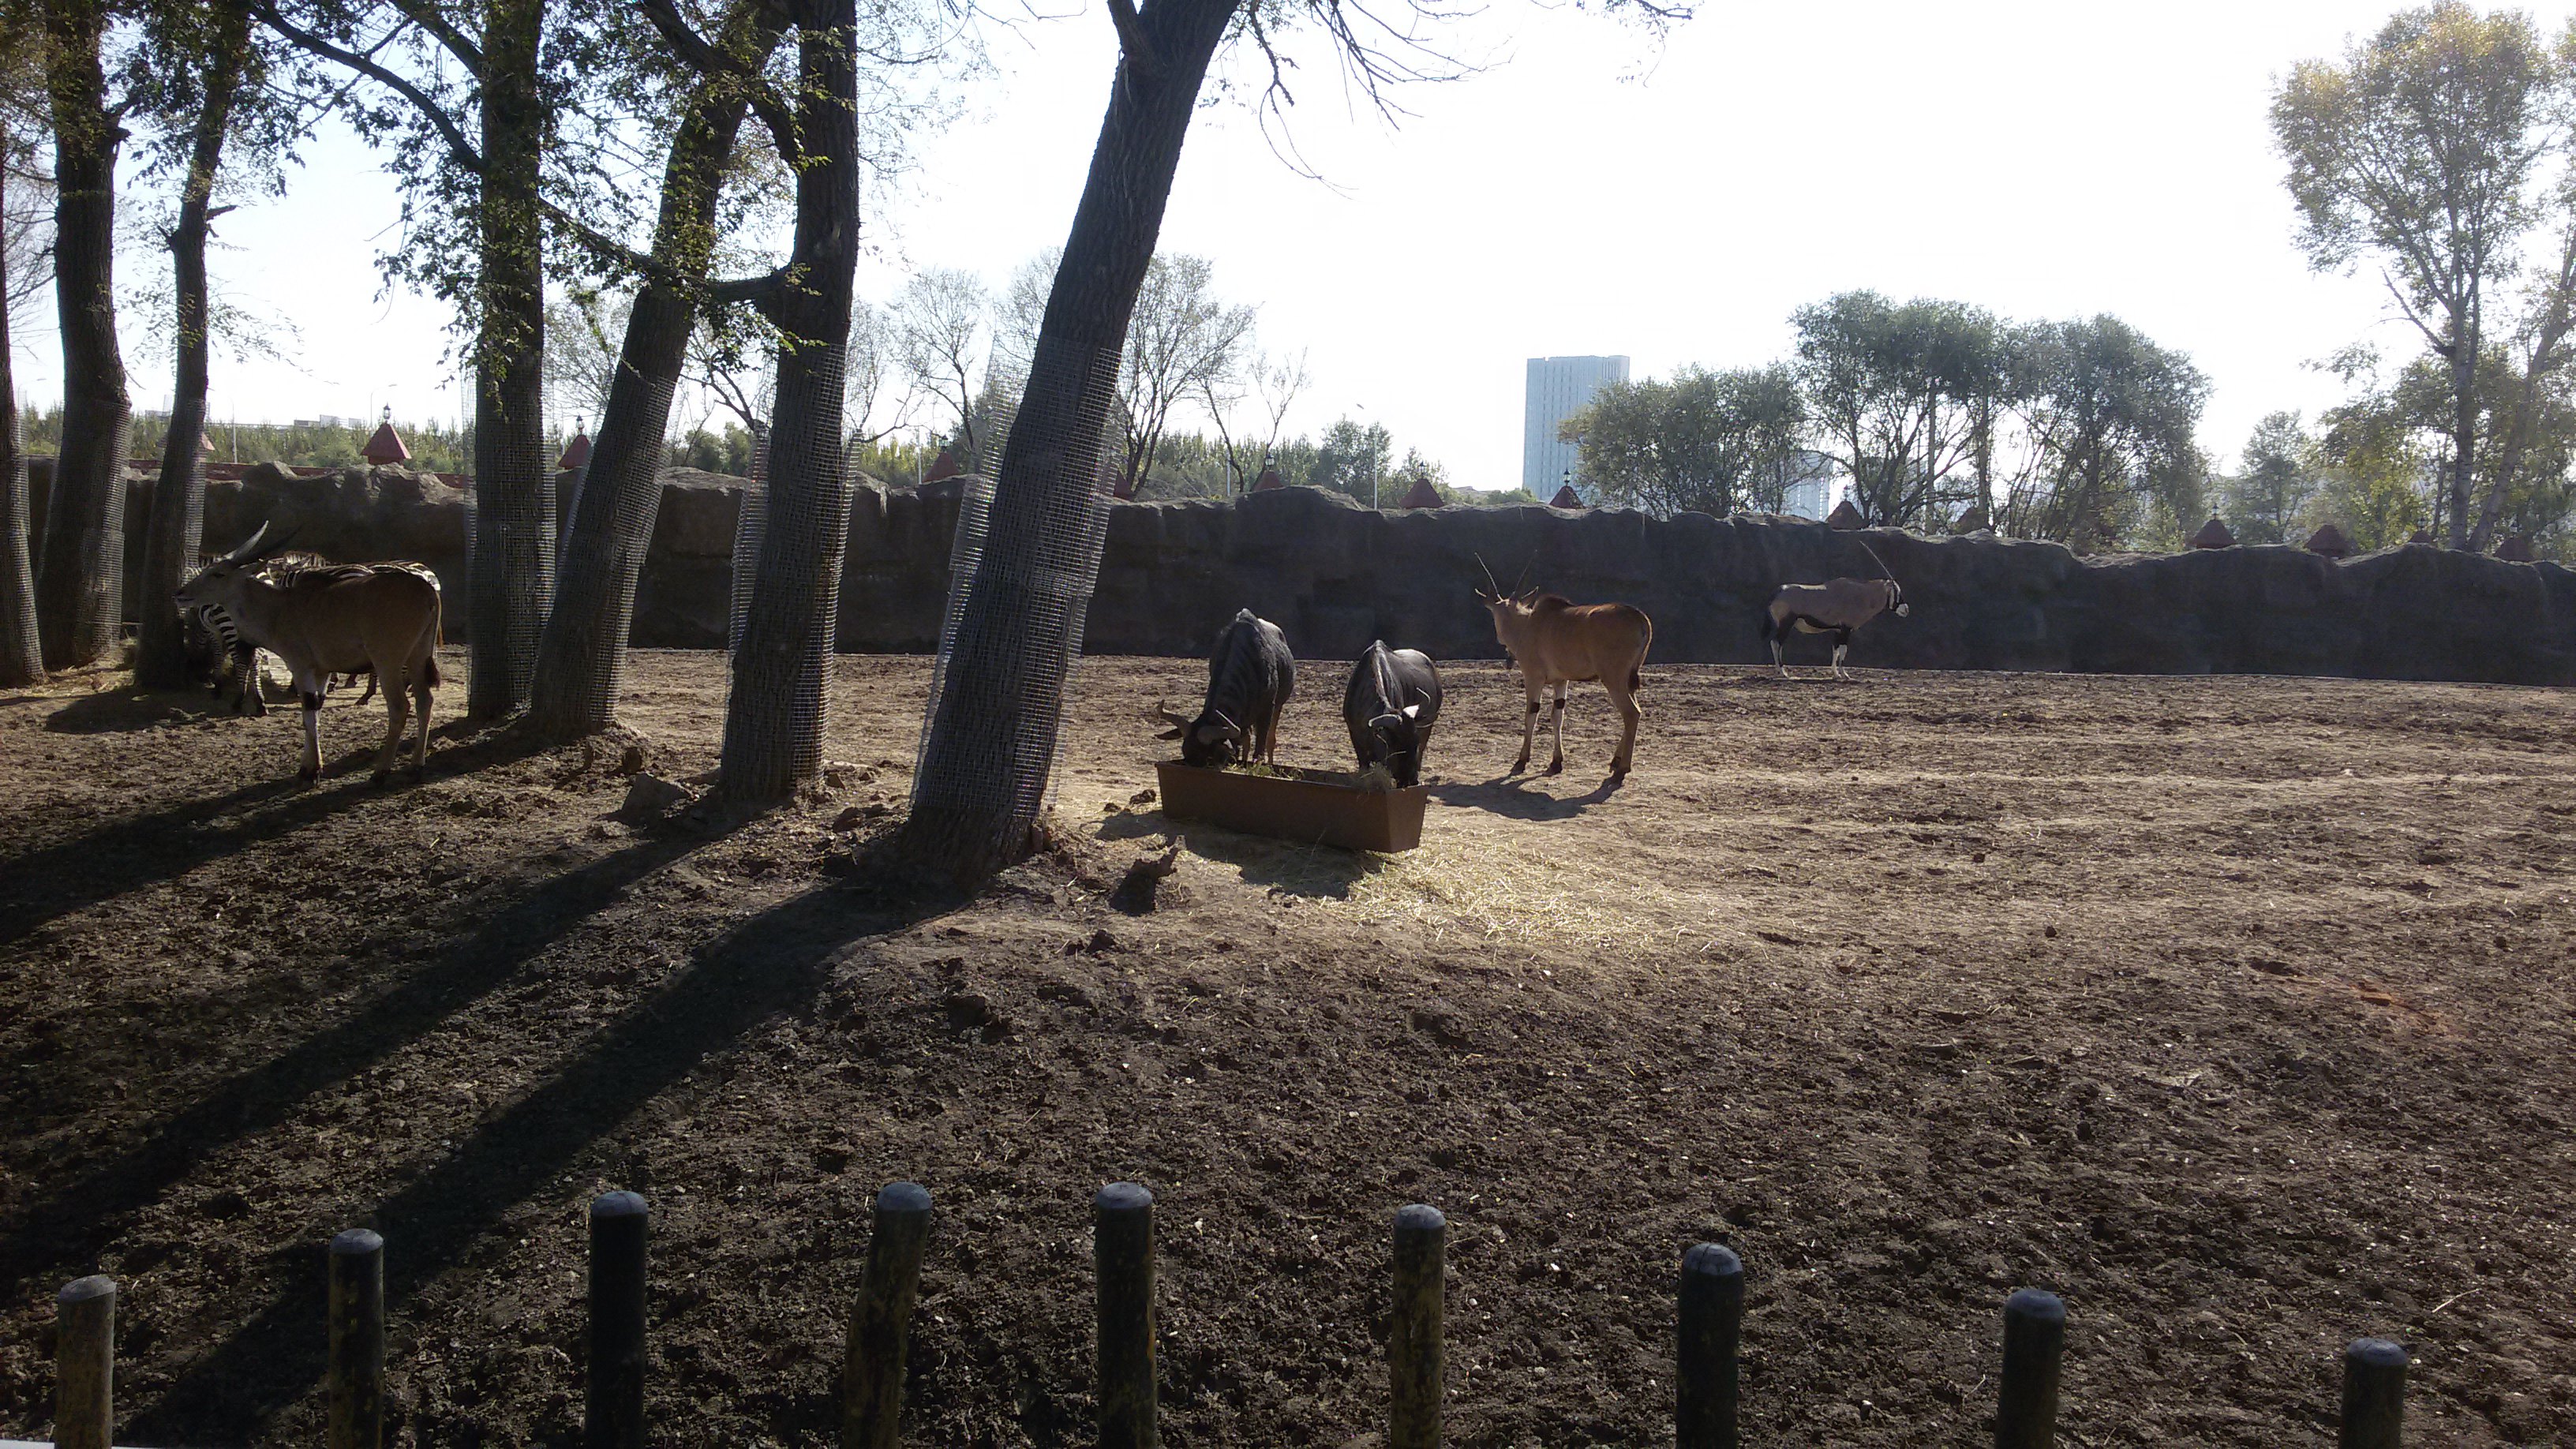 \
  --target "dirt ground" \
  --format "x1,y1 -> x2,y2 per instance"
2,650 -> 2573,1447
